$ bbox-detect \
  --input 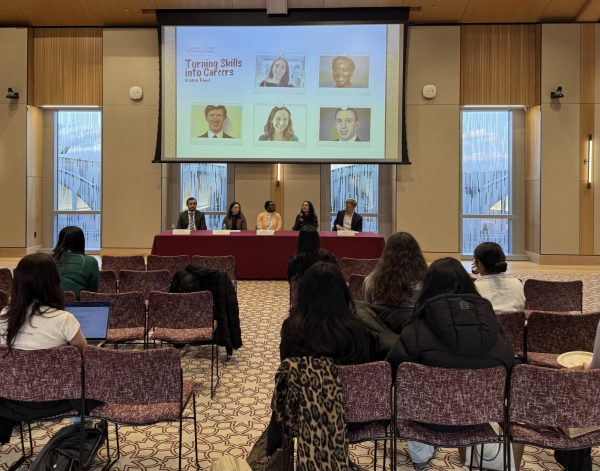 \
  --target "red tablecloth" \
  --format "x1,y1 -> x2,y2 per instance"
151,230 -> 385,279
